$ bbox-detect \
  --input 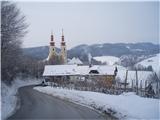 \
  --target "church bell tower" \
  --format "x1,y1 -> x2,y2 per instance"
48,32 -> 56,61
60,29 -> 67,64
